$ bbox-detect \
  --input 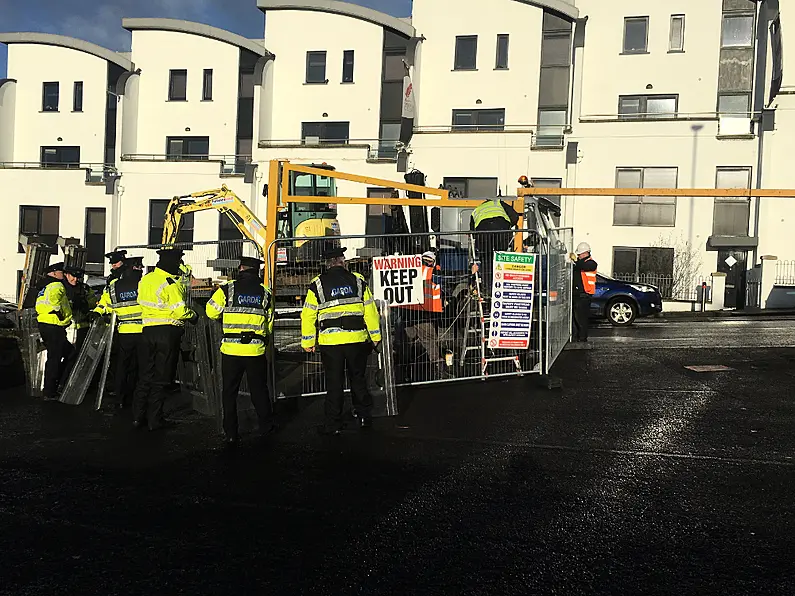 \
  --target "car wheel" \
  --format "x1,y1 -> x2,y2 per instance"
607,299 -> 637,326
